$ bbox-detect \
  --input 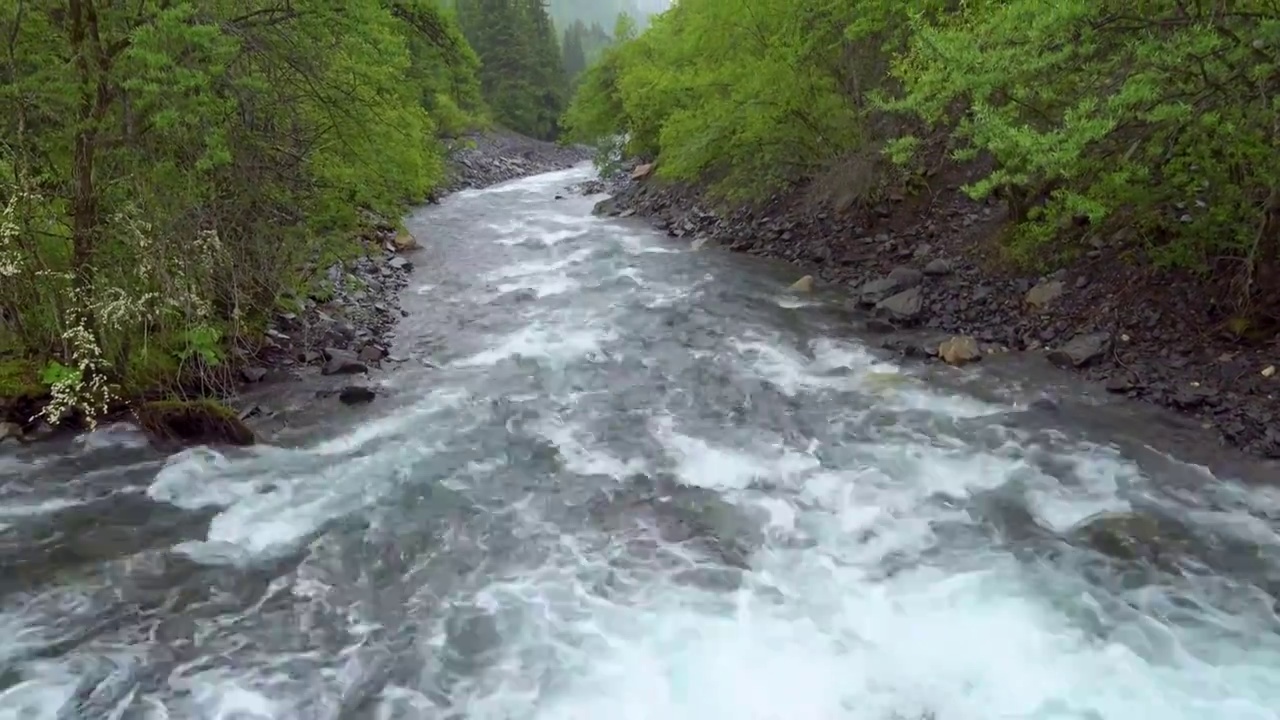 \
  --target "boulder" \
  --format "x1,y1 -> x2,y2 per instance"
939,335 -> 981,365
874,287 -> 923,322
392,230 -> 419,252
322,348 -> 367,376
1046,332 -> 1112,368
856,266 -> 922,306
